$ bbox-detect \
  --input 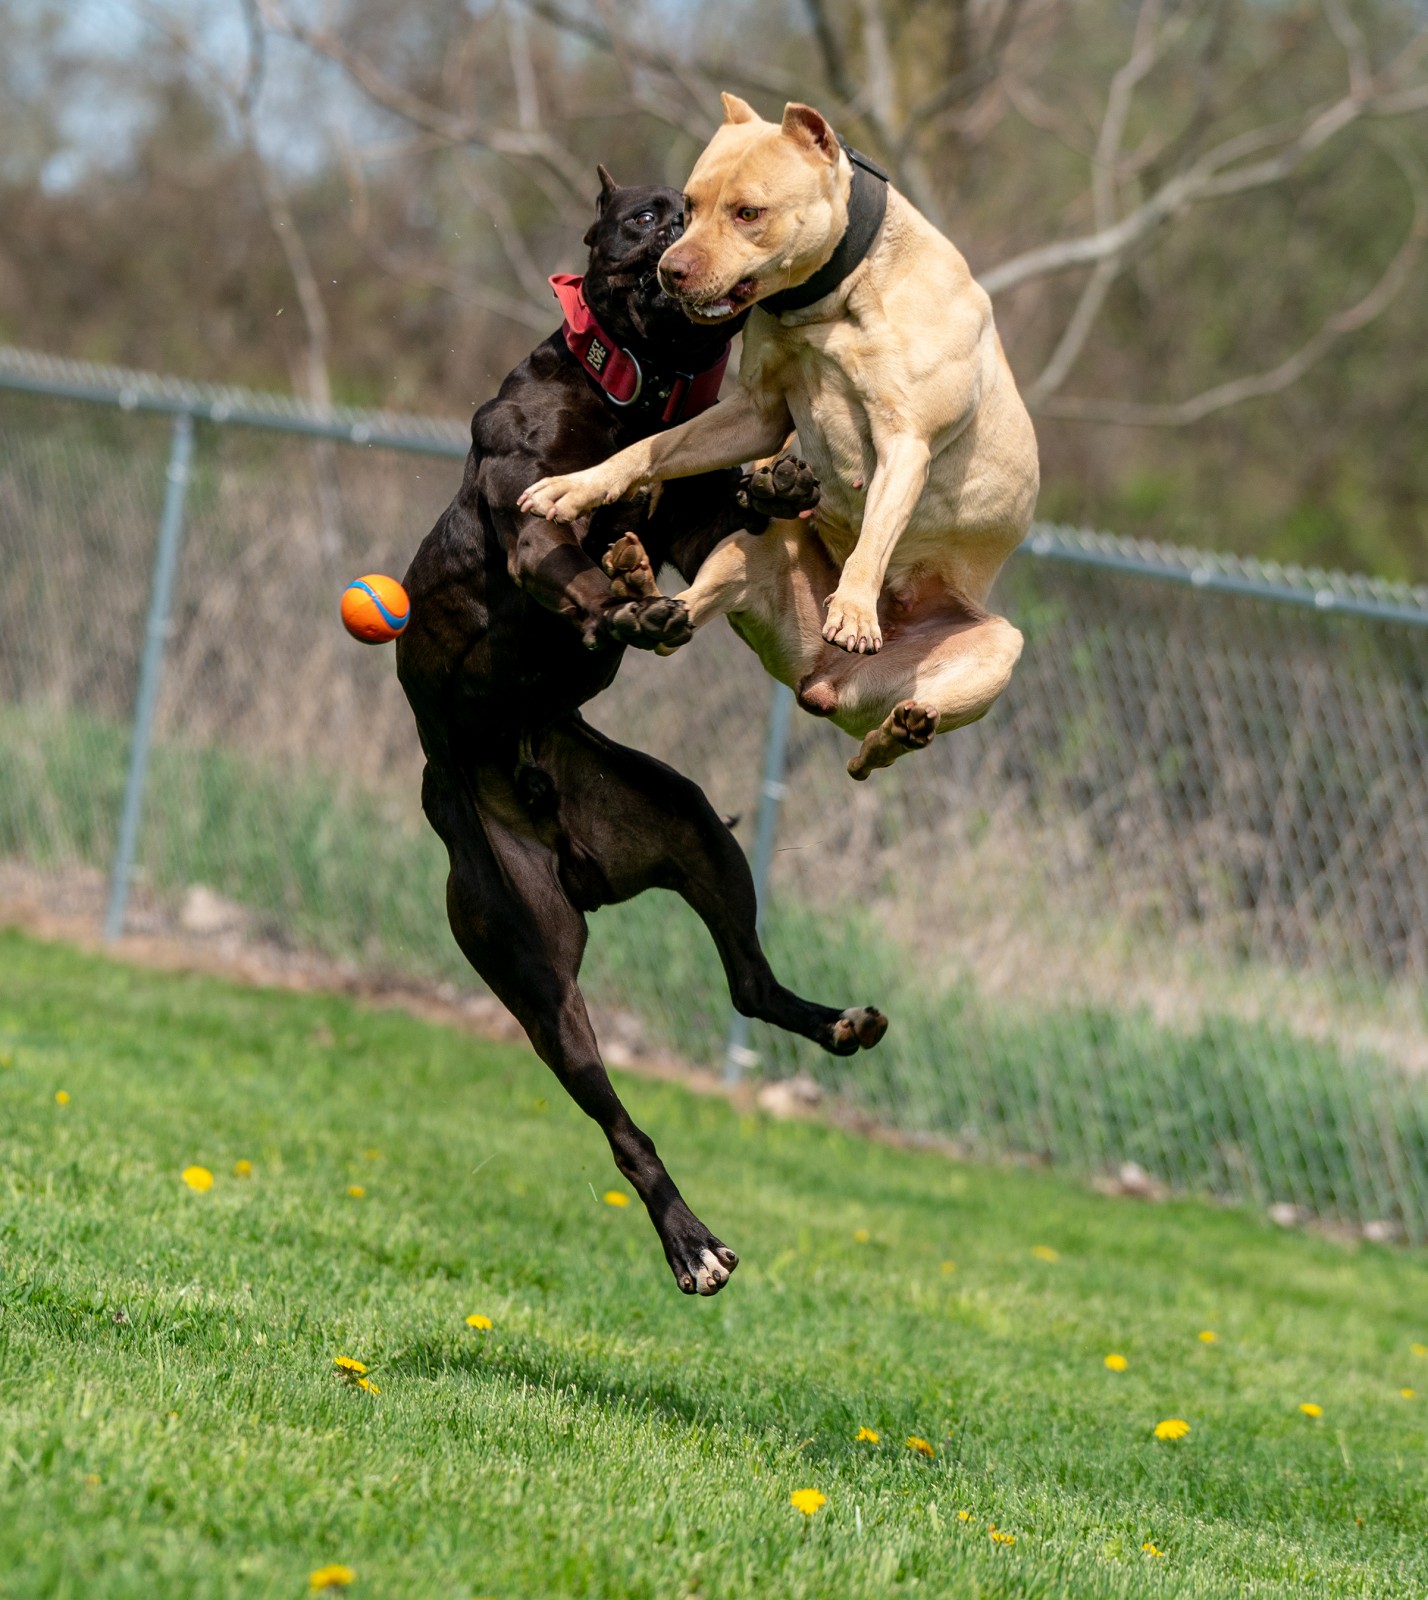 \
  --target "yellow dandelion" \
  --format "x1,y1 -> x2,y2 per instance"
1031,1245 -> 1058,1262
906,1435 -> 935,1458
354,1377 -> 380,1394
347,1185 -> 366,1199
1154,1418 -> 1191,1441
940,1260 -> 956,1274
465,1314 -> 493,1330
233,1159 -> 253,1178
1142,1541 -> 1165,1557
853,1229 -> 870,1244
1104,1353 -> 1128,1372
1400,1388 -> 1416,1400
308,1566 -> 356,1590
990,1529 -> 1016,1546
1412,1343 -> 1428,1357
1298,1402 -> 1324,1418
789,1488 -> 827,1515
55,1090 -> 71,1106
854,1426 -> 880,1443
603,1190 -> 629,1207
957,1510 -> 972,1522
333,1357 -> 368,1376
181,1165 -> 214,1192
363,1148 -> 381,1160
1198,1330 -> 1218,1343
